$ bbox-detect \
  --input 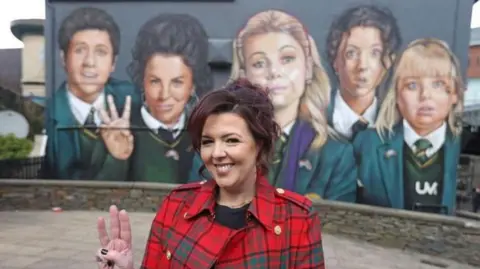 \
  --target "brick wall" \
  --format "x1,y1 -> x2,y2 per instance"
468,45 -> 480,78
